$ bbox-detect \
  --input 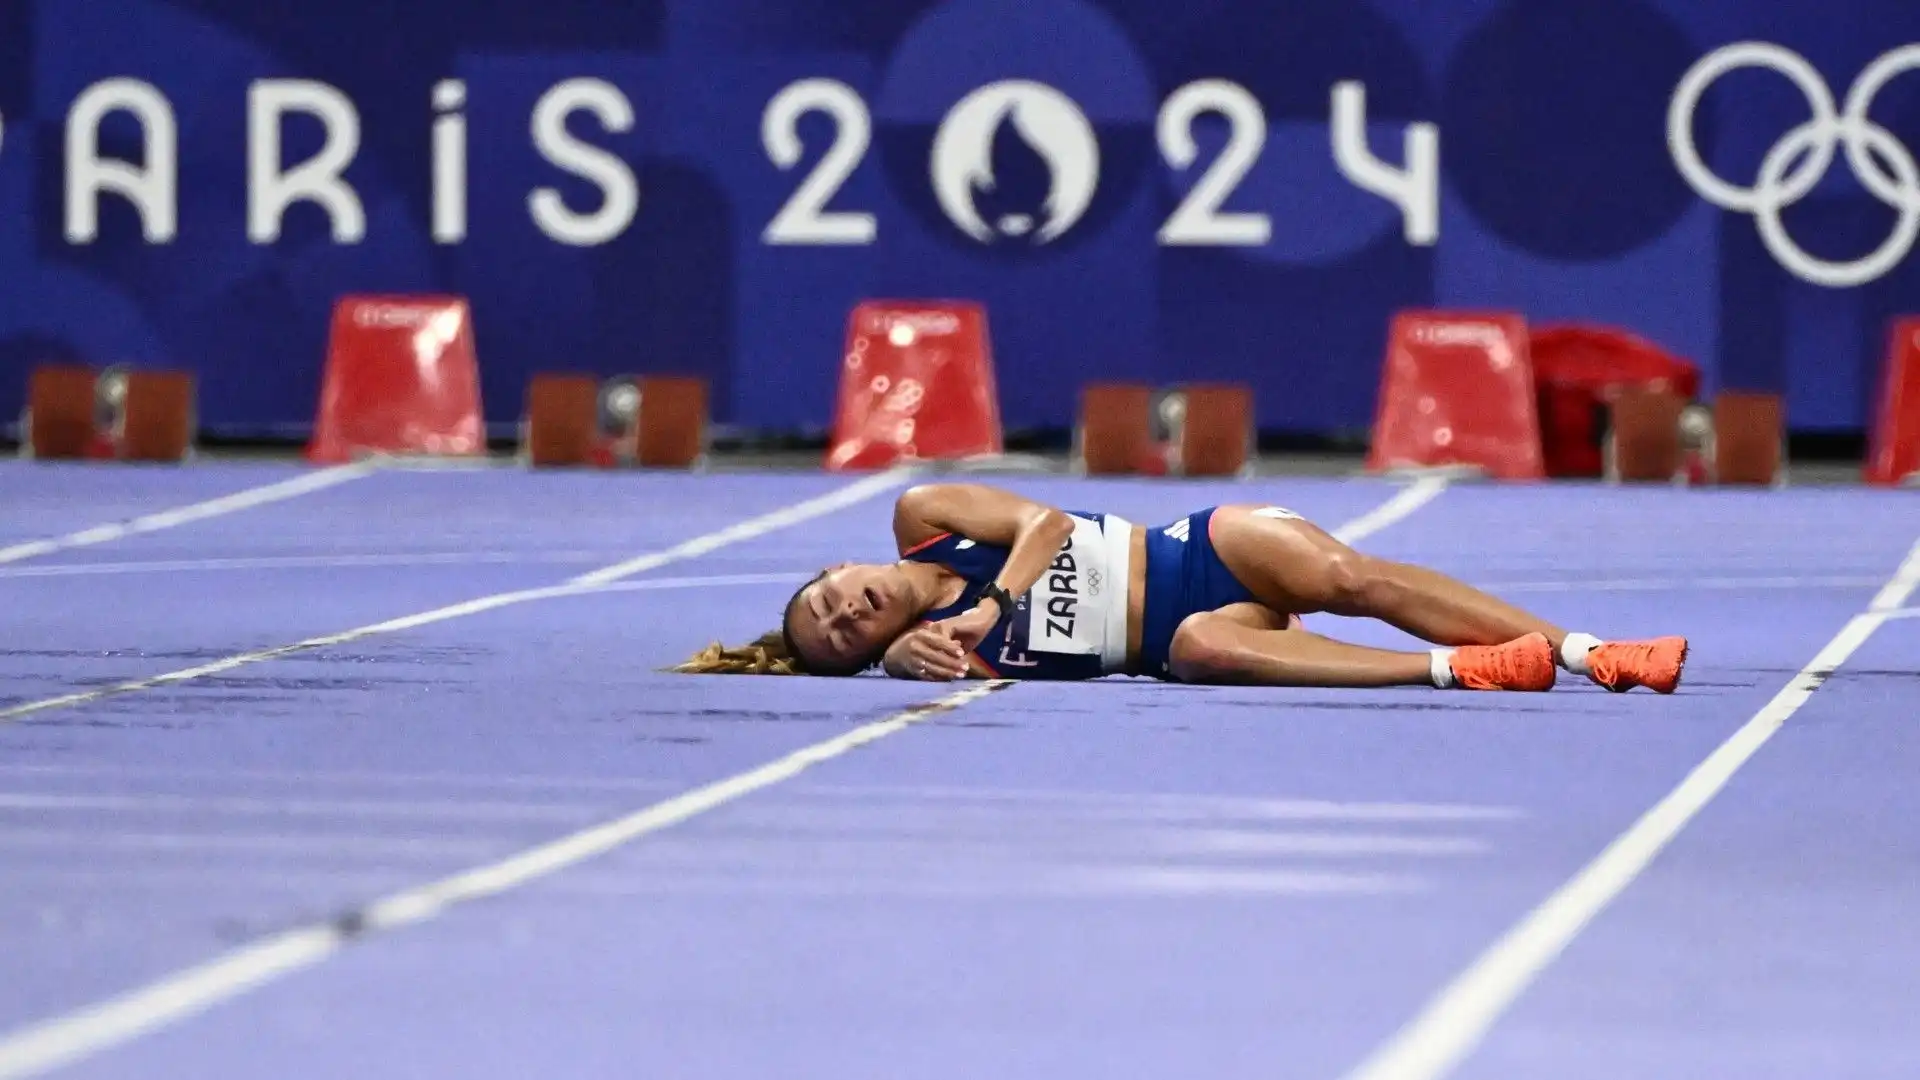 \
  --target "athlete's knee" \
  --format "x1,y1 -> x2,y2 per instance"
1168,612 -> 1236,681
1309,552 -> 1403,617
